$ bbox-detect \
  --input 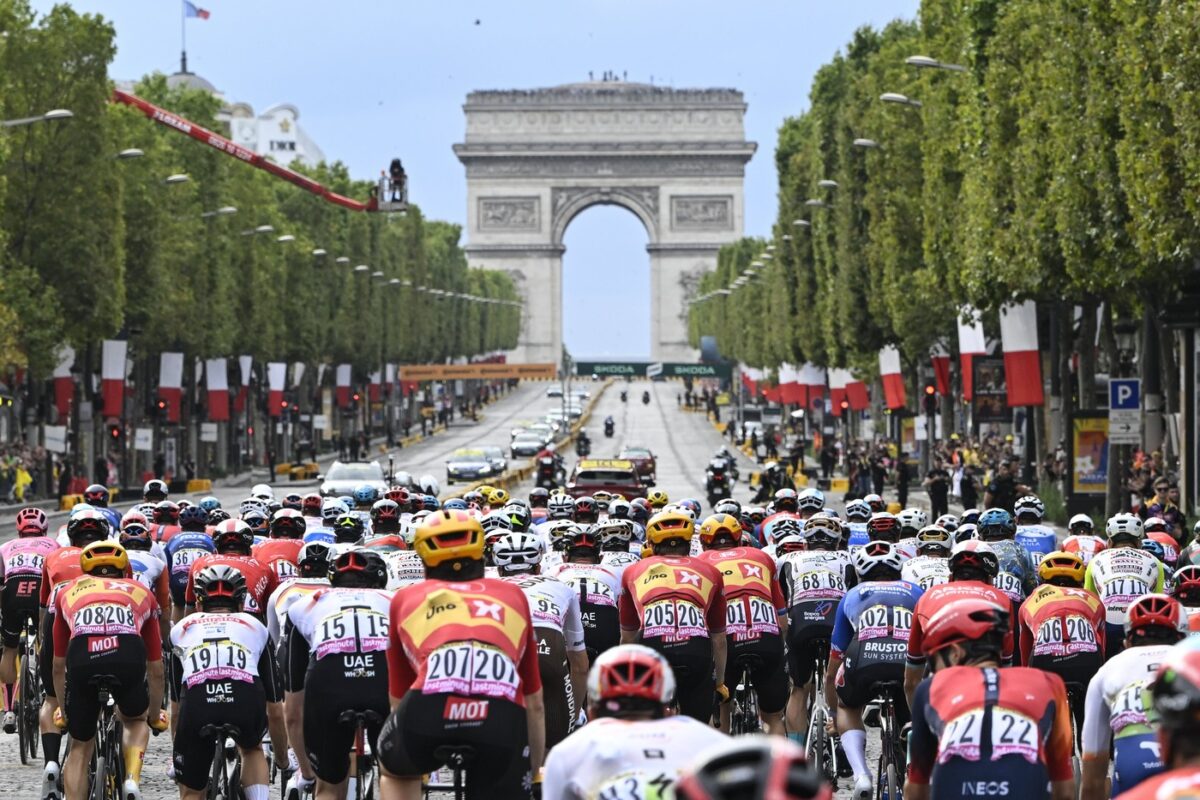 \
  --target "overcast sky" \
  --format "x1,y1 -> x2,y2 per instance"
35,0 -> 917,358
